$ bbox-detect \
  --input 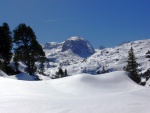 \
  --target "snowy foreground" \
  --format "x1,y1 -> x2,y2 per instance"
0,71 -> 150,113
